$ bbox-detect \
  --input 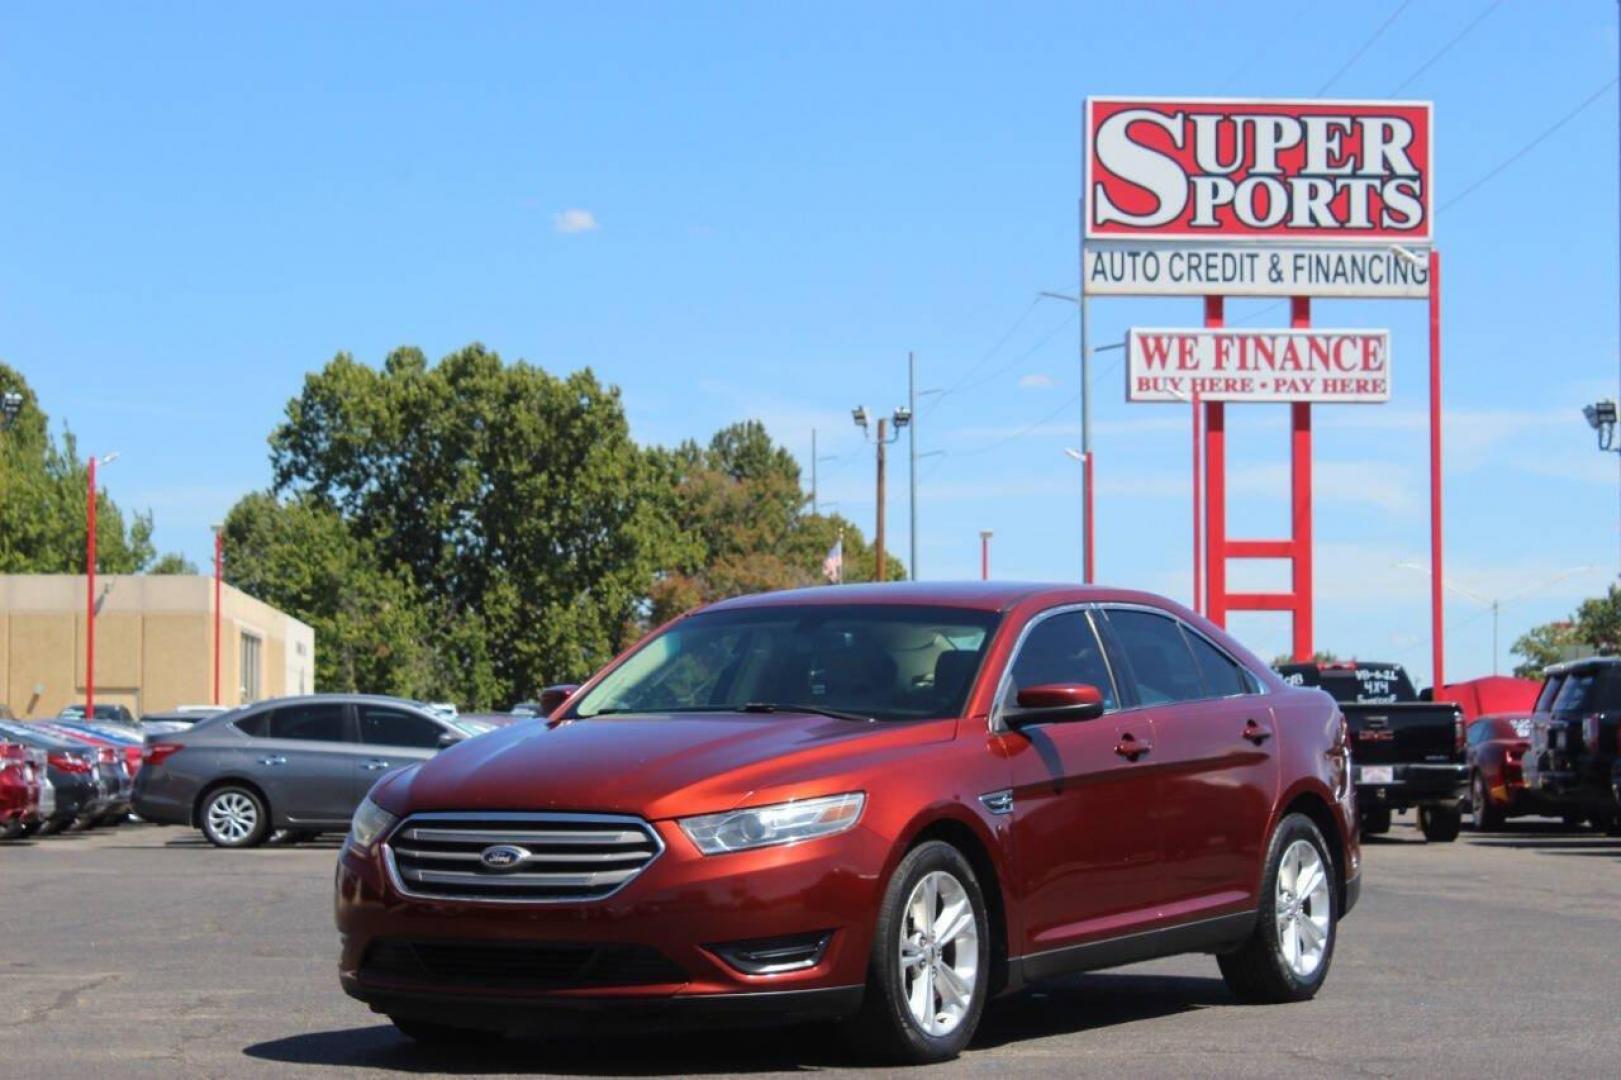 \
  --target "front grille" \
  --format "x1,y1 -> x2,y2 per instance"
362,939 -> 687,989
384,812 -> 664,903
